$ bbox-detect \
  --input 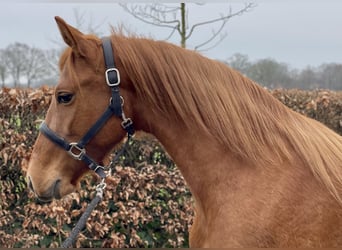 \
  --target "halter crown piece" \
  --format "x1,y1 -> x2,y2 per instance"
39,37 -> 135,179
